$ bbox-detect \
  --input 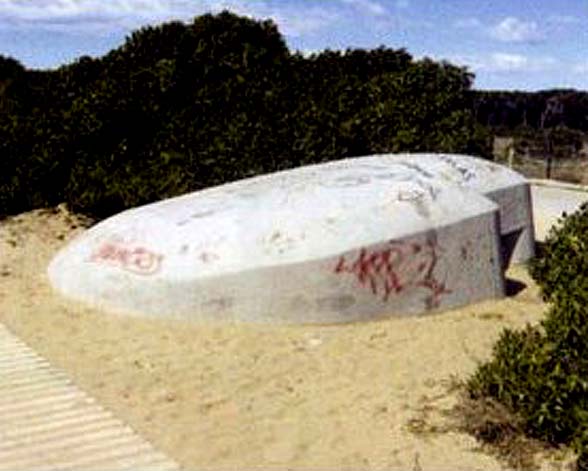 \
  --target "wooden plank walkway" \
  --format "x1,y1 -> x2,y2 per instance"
0,324 -> 181,471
